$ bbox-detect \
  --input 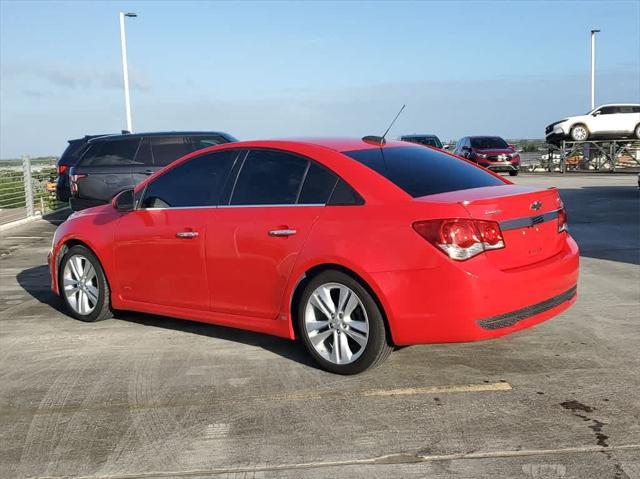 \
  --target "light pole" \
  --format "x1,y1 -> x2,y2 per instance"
119,12 -> 137,133
590,29 -> 600,111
